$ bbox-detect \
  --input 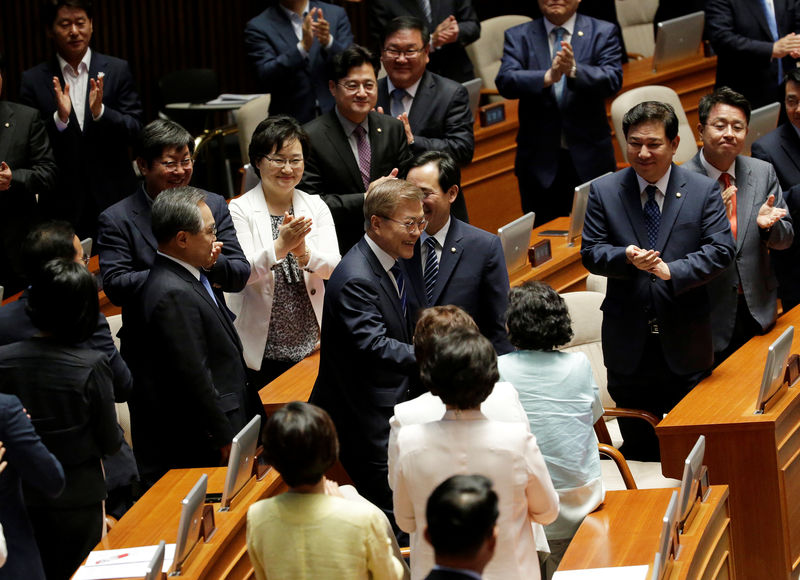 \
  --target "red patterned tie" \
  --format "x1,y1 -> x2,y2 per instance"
719,173 -> 737,240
